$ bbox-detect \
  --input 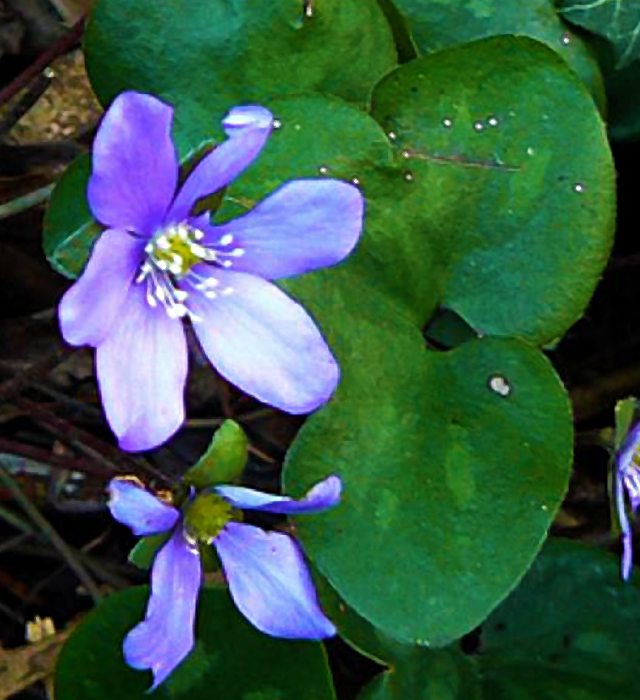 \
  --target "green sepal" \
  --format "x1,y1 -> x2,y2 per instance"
183,420 -> 249,490
128,532 -> 171,570
615,397 -> 639,451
